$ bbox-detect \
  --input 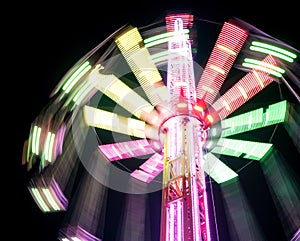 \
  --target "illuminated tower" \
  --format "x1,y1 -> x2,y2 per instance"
159,17 -> 211,241
22,10 -> 300,241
